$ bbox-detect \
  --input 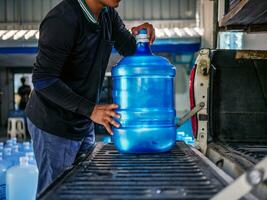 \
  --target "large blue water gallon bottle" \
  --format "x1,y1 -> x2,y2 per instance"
112,29 -> 176,153
6,156 -> 38,200
0,152 -> 12,200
